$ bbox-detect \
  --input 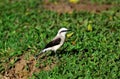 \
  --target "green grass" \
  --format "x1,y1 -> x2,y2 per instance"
0,0 -> 120,79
